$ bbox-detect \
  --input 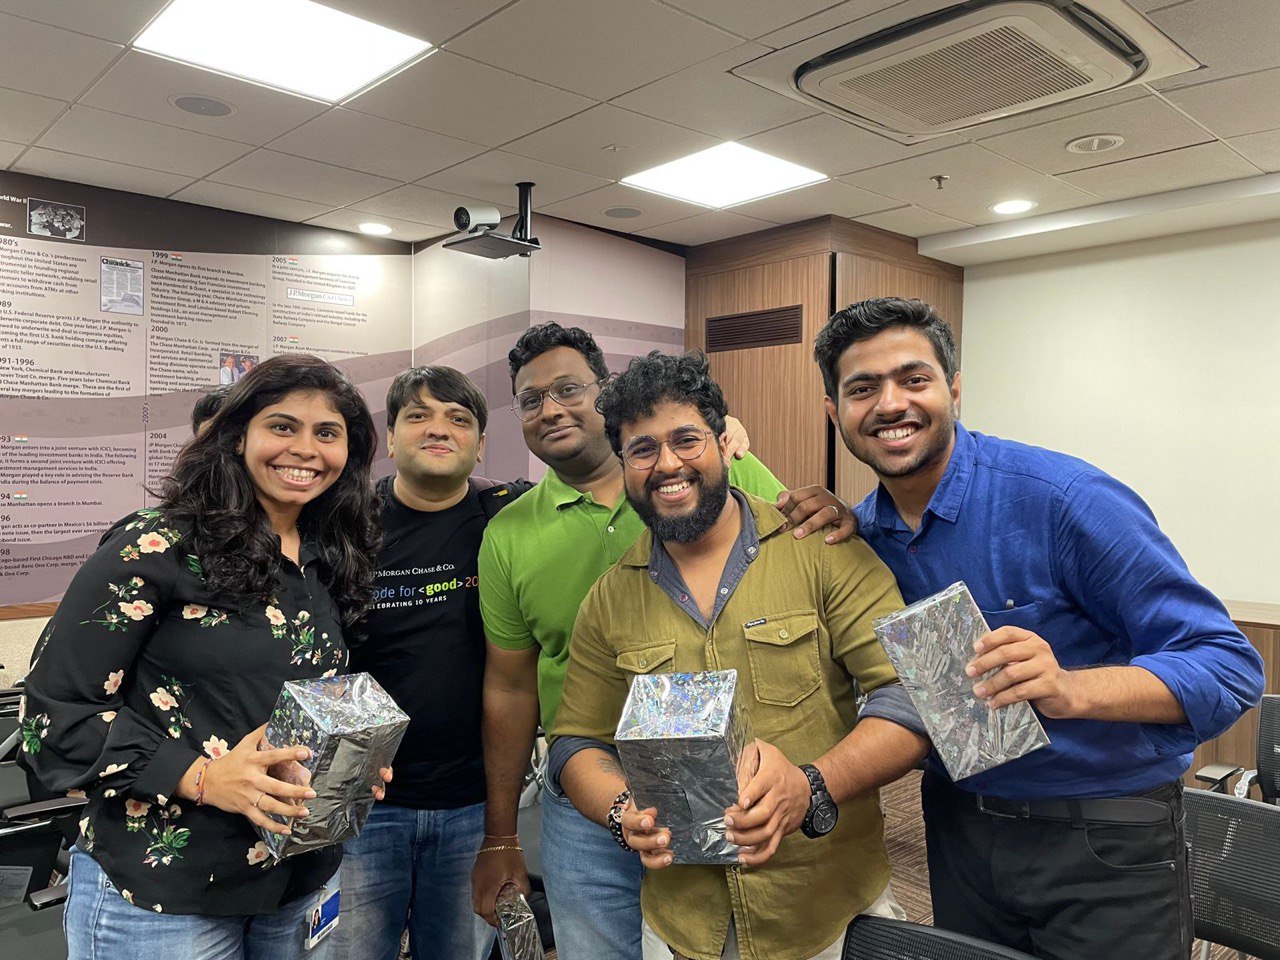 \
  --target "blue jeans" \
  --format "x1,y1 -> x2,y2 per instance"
328,801 -> 494,960
541,780 -> 643,960
64,847 -> 334,960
